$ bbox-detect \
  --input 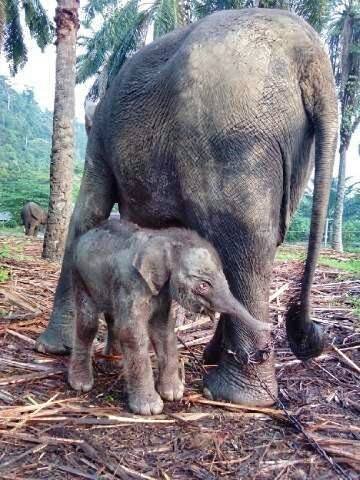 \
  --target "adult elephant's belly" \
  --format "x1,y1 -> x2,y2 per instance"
112,146 -> 186,229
